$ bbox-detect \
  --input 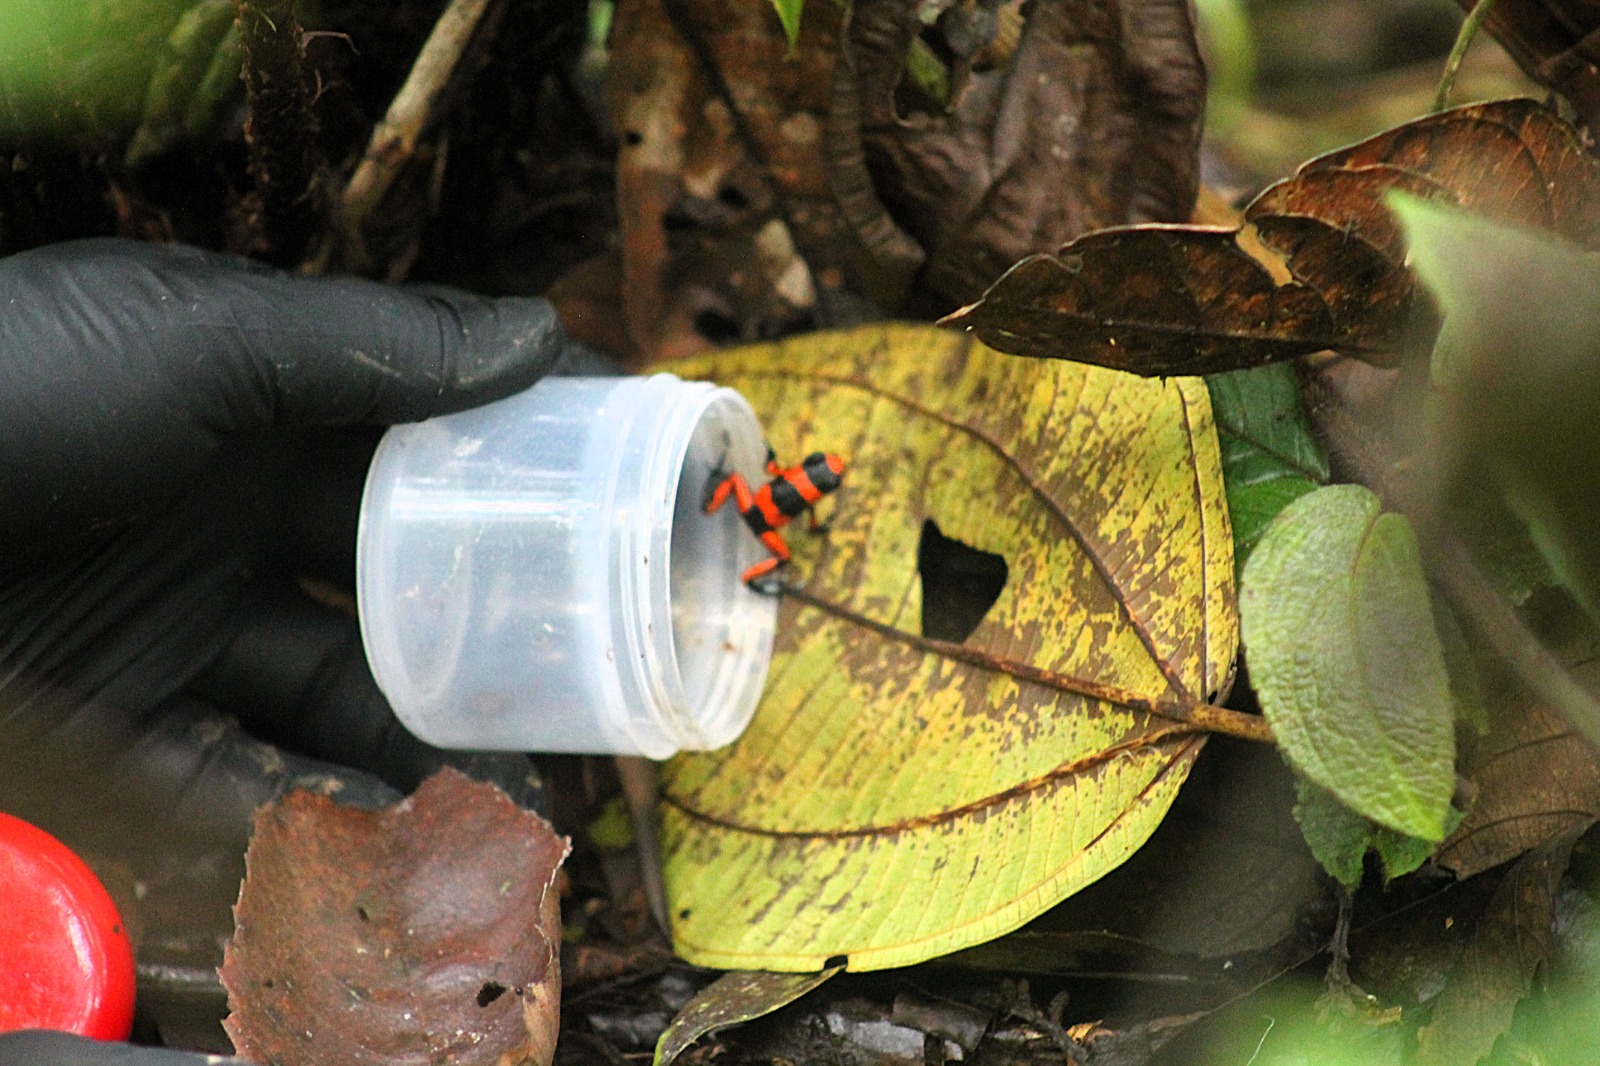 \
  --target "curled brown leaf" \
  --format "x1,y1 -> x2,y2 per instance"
943,98 -> 1600,376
